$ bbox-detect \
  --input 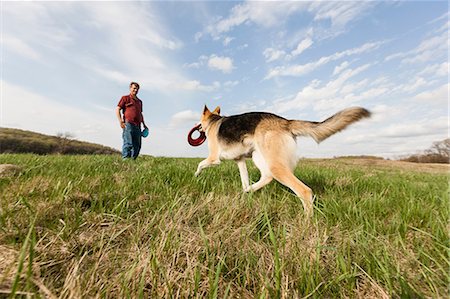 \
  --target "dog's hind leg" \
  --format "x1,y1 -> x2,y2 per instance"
270,164 -> 313,216
236,159 -> 250,190
258,133 -> 313,216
